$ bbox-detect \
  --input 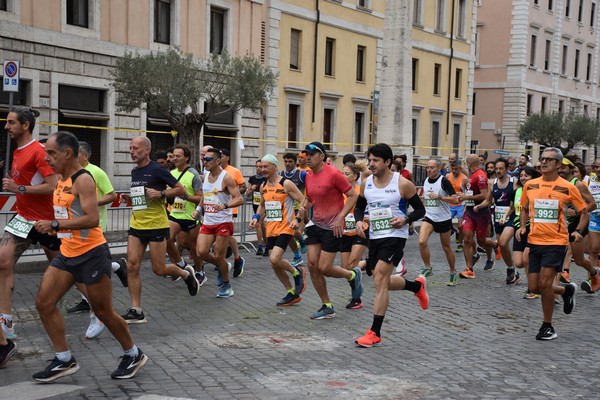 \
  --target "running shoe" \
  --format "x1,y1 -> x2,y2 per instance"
183,265 -> 200,296
472,252 -> 481,266
592,267 -> 600,291
299,239 -> 308,254
581,279 -> 594,294
408,224 -> 415,236
256,246 -> 264,256
263,249 -> 270,257
85,312 -> 105,340
455,244 -> 463,253
290,256 -> 304,267
310,305 -> 335,320
0,339 -> 16,368
447,273 -> 458,287
477,246 -> 486,254
171,263 -> 186,282
536,324 -> 557,341
395,258 -> 407,276
226,246 -> 233,259
484,259 -> 494,271
111,349 -> 148,379
523,291 -> 540,300
67,298 -> 90,314
355,329 -> 381,348
420,268 -> 432,277
563,282 -> 577,314
350,267 -> 364,300
1,317 -> 16,340
233,257 -> 245,278
195,271 -> 208,287
506,269 -> 520,285
114,258 -> 128,287
294,266 -> 307,295
276,292 -> 301,306
215,262 -> 232,287
346,298 -> 363,309
495,245 -> 502,261
121,308 -> 147,324
559,270 -> 571,283
32,356 -> 80,382
216,283 -> 234,298
459,268 -> 476,279
414,276 -> 429,310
